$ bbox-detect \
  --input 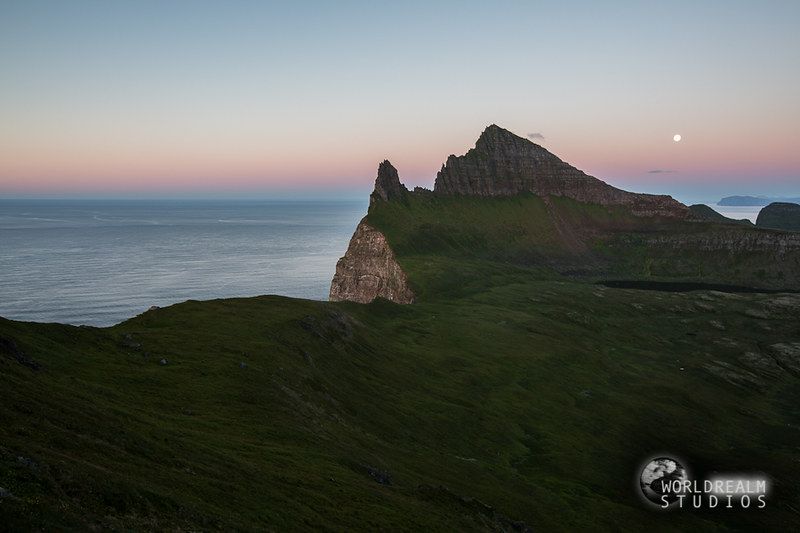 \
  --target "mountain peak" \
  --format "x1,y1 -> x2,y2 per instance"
434,125 -> 687,217
472,124 -> 561,166
477,124 -> 542,149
